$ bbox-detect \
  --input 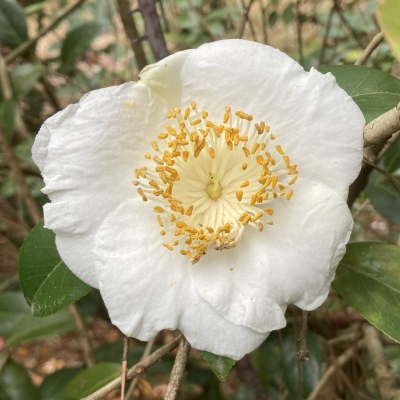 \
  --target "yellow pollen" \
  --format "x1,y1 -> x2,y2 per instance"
134,102 -> 299,265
